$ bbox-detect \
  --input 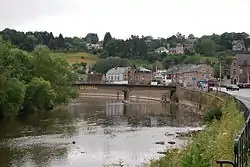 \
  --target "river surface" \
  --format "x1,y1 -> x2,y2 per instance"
0,97 -> 202,167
